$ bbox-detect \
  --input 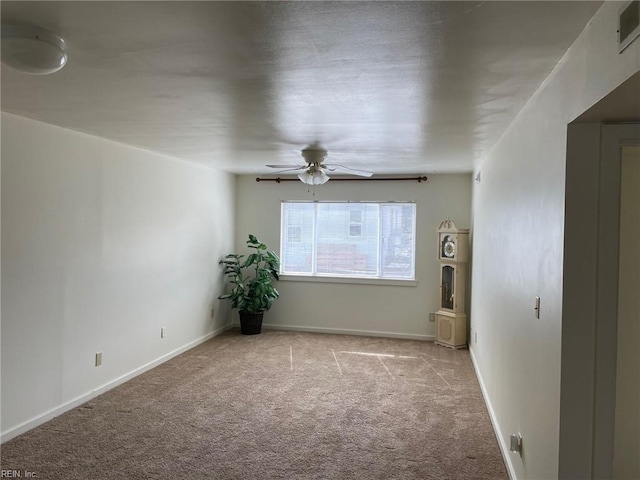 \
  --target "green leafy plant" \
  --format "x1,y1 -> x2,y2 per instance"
218,234 -> 280,313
